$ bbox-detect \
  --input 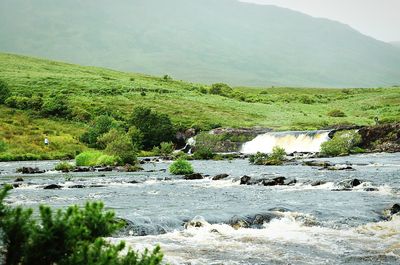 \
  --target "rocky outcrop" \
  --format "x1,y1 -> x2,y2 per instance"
43,184 -> 62,189
240,175 -> 296,186
17,167 -> 45,174
359,123 -> 400,152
